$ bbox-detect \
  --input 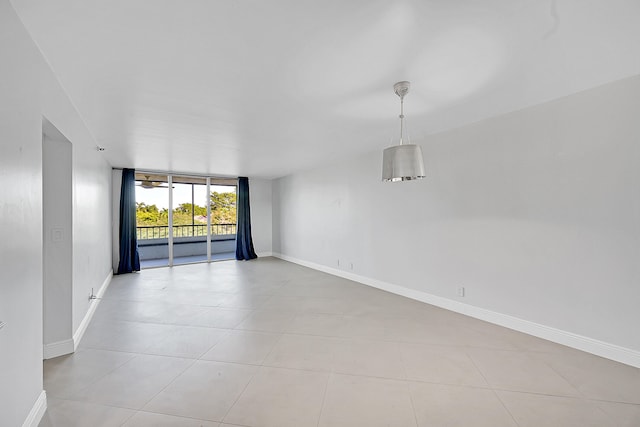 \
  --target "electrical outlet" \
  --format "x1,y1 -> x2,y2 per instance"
457,287 -> 465,297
